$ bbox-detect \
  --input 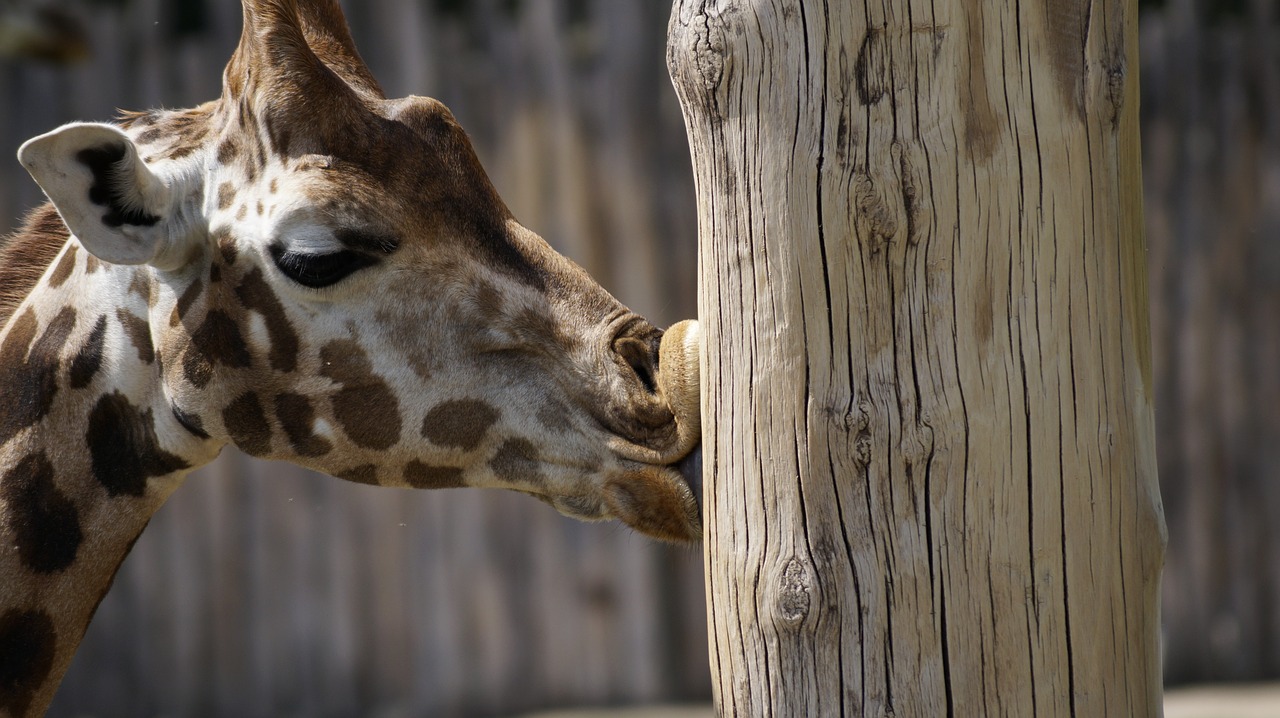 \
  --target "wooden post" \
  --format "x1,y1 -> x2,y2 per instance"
667,0 -> 1166,714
